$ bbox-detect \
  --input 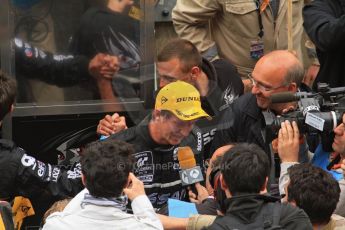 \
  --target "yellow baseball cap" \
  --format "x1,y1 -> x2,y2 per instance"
155,81 -> 211,121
